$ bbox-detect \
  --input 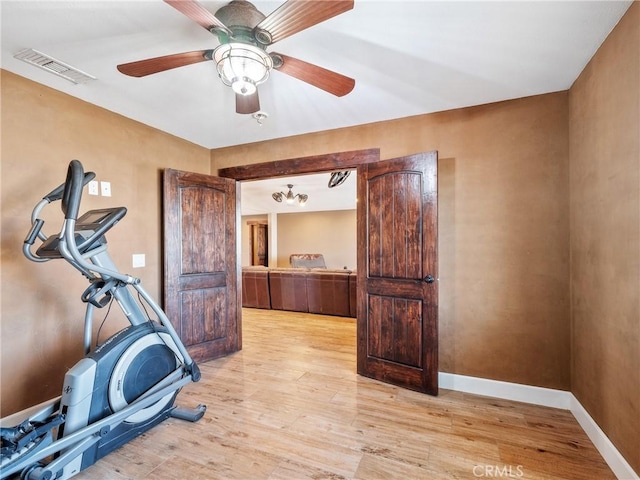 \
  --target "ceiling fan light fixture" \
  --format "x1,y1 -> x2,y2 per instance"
213,43 -> 272,96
